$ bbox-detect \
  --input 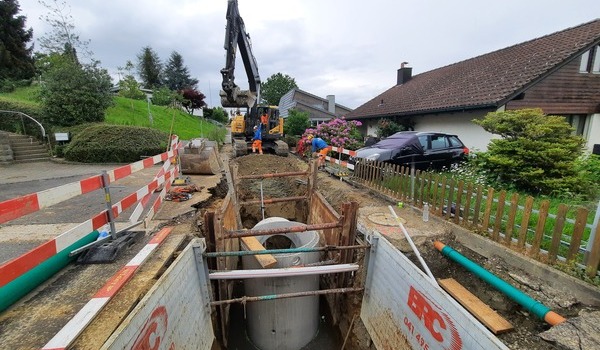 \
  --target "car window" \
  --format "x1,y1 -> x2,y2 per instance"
431,135 -> 448,150
418,135 -> 429,150
448,136 -> 463,147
